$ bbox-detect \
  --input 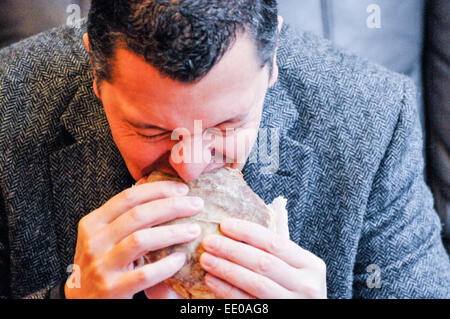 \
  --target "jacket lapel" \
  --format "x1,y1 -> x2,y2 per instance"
242,76 -> 317,245
243,133 -> 315,245
49,80 -> 133,267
